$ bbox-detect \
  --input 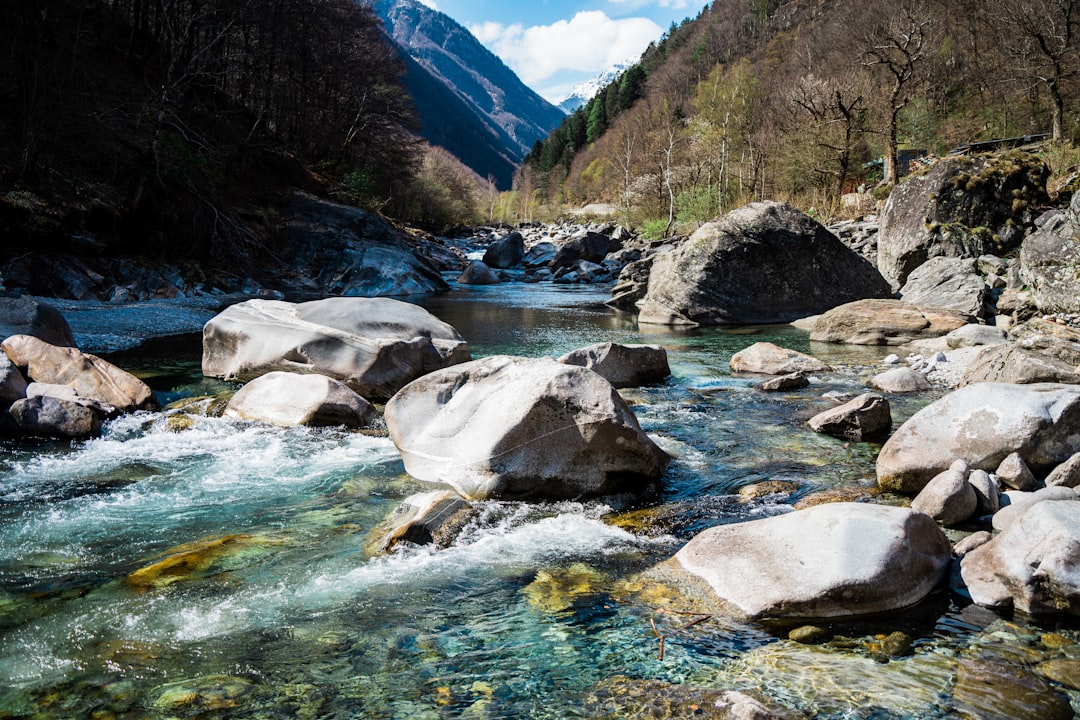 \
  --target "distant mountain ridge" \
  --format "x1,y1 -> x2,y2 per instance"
368,0 -> 564,188
558,61 -> 636,114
